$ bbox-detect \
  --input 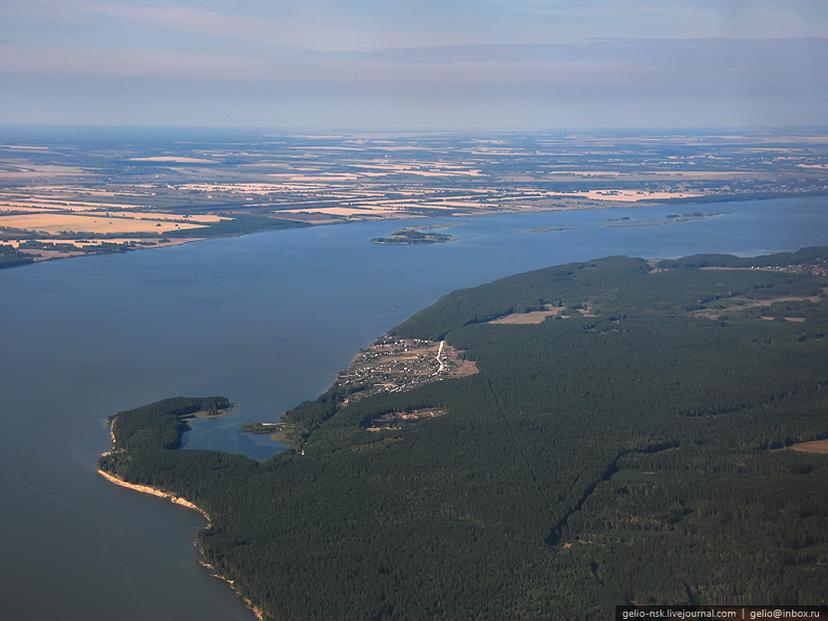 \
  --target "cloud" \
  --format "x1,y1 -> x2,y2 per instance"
489,0 -> 828,38
318,38 -> 828,96
346,37 -> 828,63
75,1 -> 269,38
0,0 -> 434,51
2,0 -> 268,38
1,1 -> 826,127
0,43 -> 274,80
1,37 -> 825,100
